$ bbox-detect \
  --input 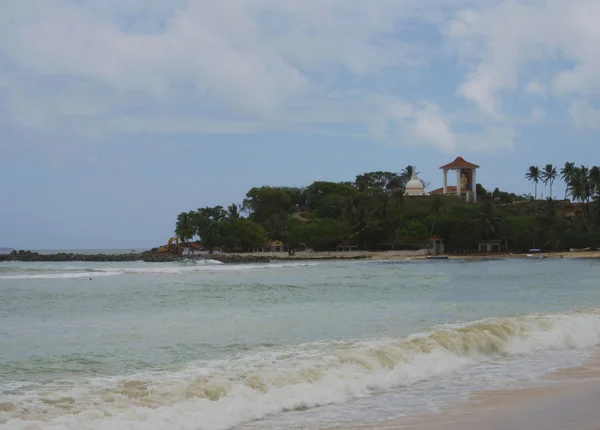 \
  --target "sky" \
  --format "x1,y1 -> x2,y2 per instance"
1,0 -> 600,250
